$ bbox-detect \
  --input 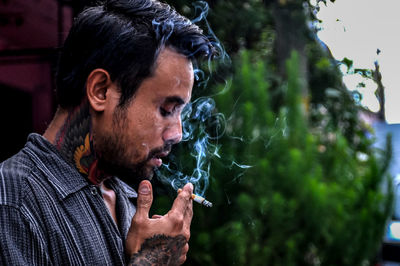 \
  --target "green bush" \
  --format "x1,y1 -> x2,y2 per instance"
171,50 -> 393,265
